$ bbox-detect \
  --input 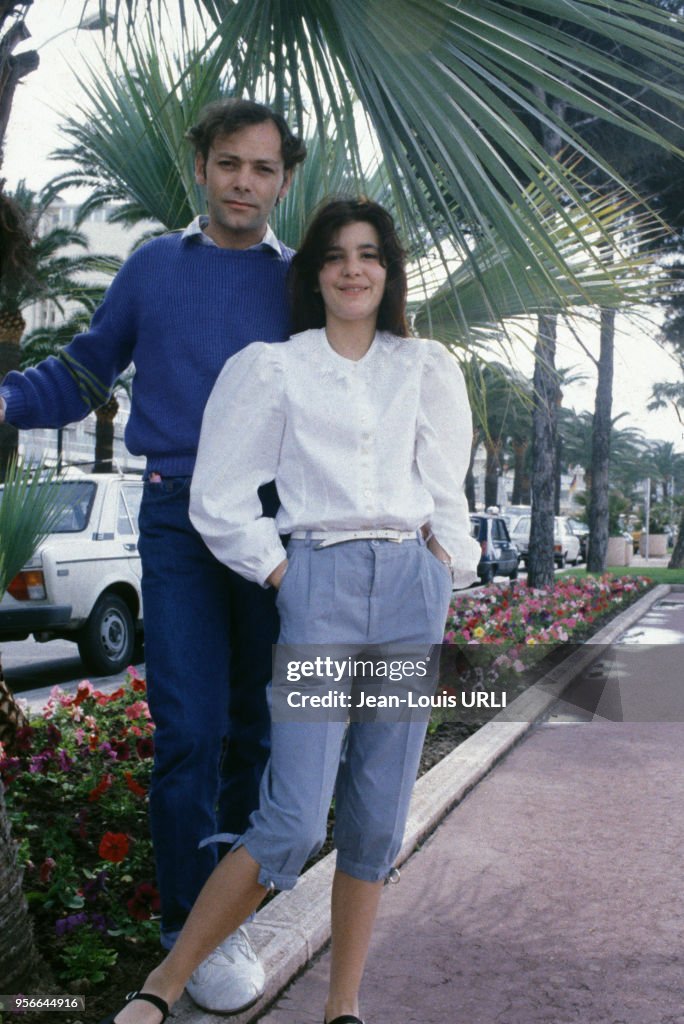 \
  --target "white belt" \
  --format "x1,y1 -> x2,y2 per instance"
289,529 -> 419,548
